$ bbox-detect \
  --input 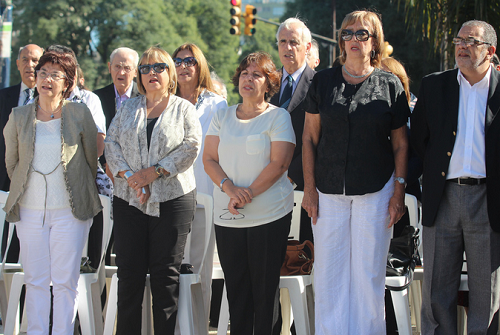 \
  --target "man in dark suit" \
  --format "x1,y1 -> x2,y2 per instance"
94,47 -> 140,131
411,20 -> 500,334
0,44 -> 43,262
270,17 -> 315,243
